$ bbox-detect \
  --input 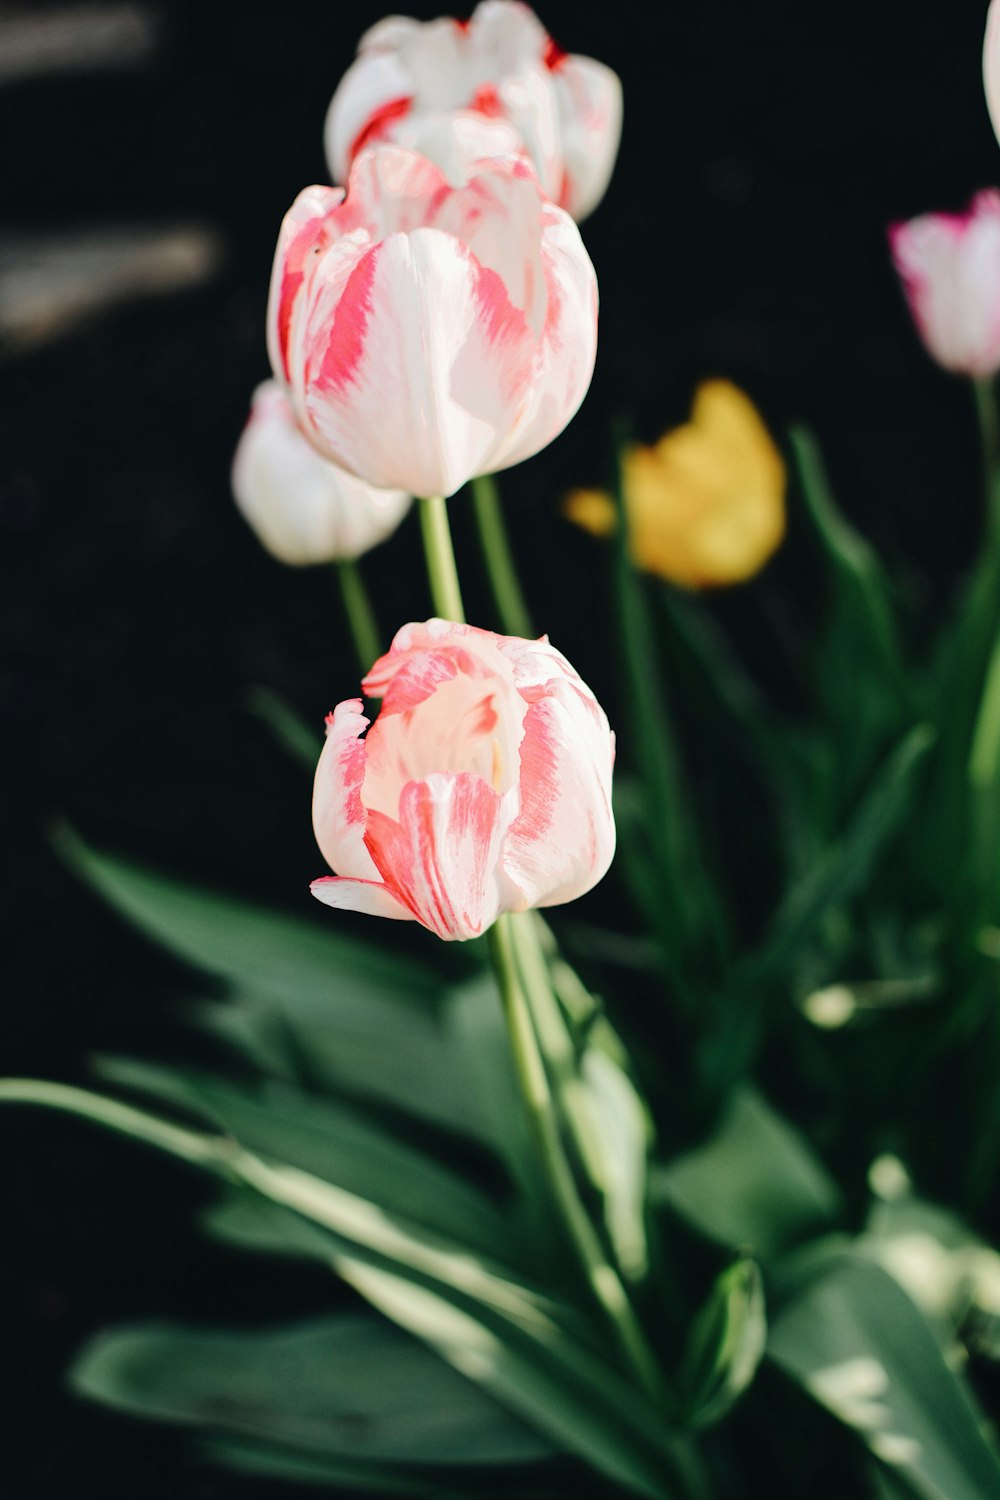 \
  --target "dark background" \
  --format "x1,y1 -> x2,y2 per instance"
2,0 -> 998,1492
